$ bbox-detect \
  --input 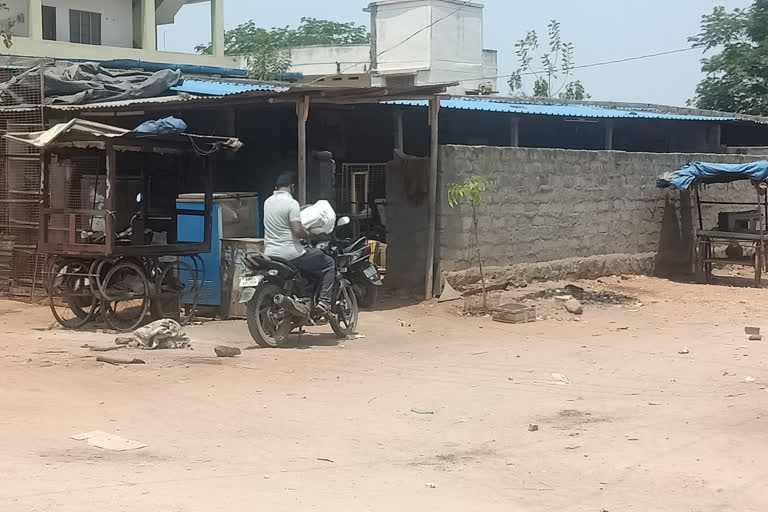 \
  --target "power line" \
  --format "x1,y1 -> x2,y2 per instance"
308,0 -> 474,86
449,47 -> 698,85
